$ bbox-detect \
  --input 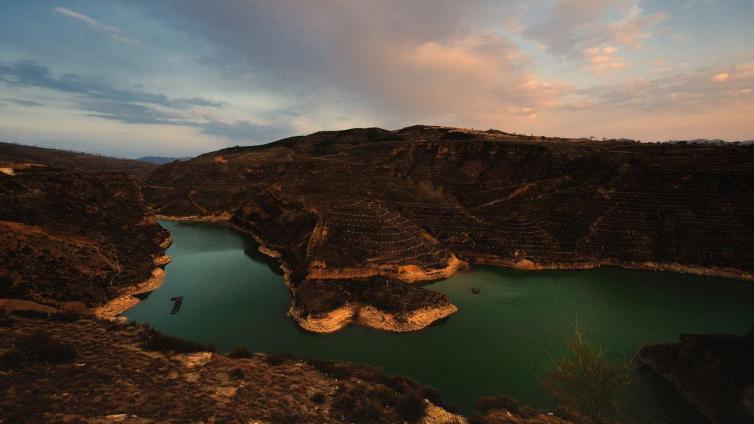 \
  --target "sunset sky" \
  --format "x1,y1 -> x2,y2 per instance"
1,0 -> 753,157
